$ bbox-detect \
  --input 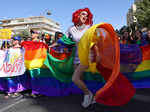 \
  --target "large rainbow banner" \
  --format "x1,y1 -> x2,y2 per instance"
20,26 -> 150,105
